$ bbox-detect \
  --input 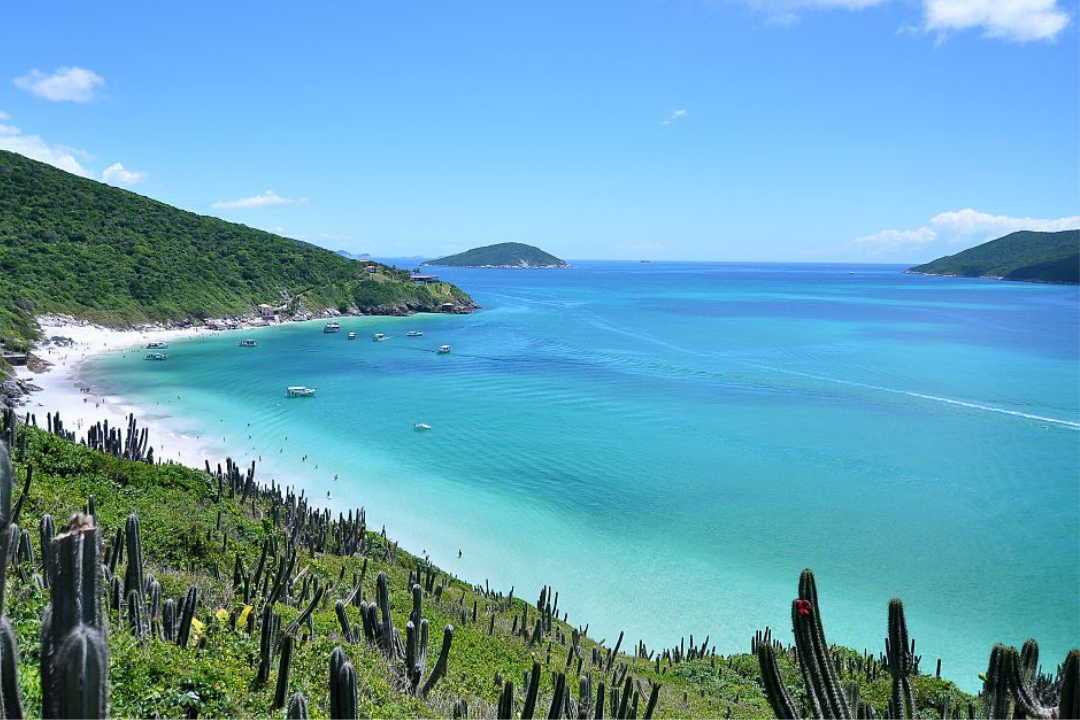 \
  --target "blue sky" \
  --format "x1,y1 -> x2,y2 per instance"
1,0 -> 1077,262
